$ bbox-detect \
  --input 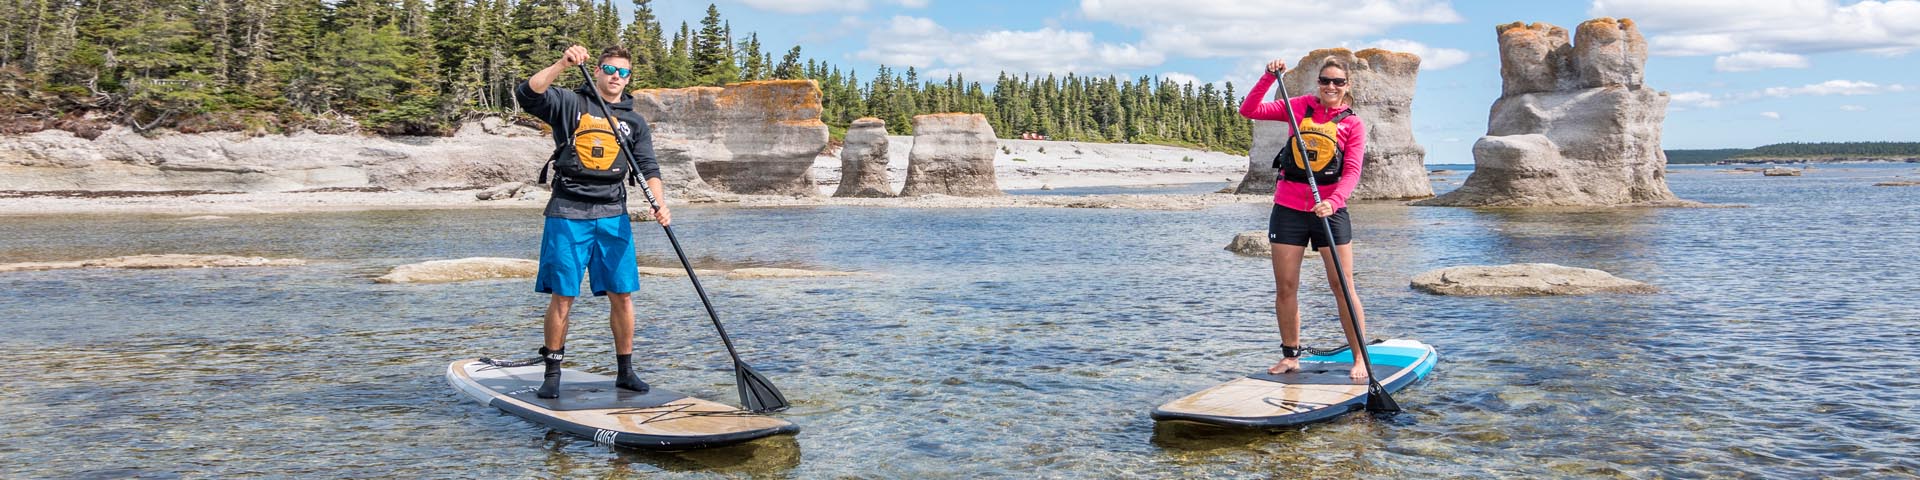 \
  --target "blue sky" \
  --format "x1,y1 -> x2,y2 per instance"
649,1 -> 1920,162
